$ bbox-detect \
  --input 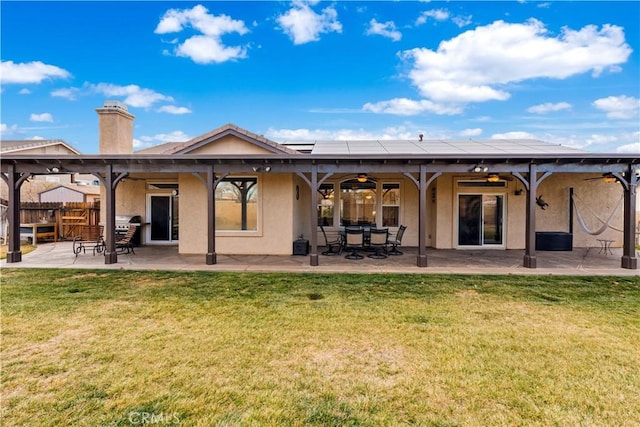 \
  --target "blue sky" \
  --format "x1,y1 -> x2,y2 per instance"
1,0 -> 639,154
